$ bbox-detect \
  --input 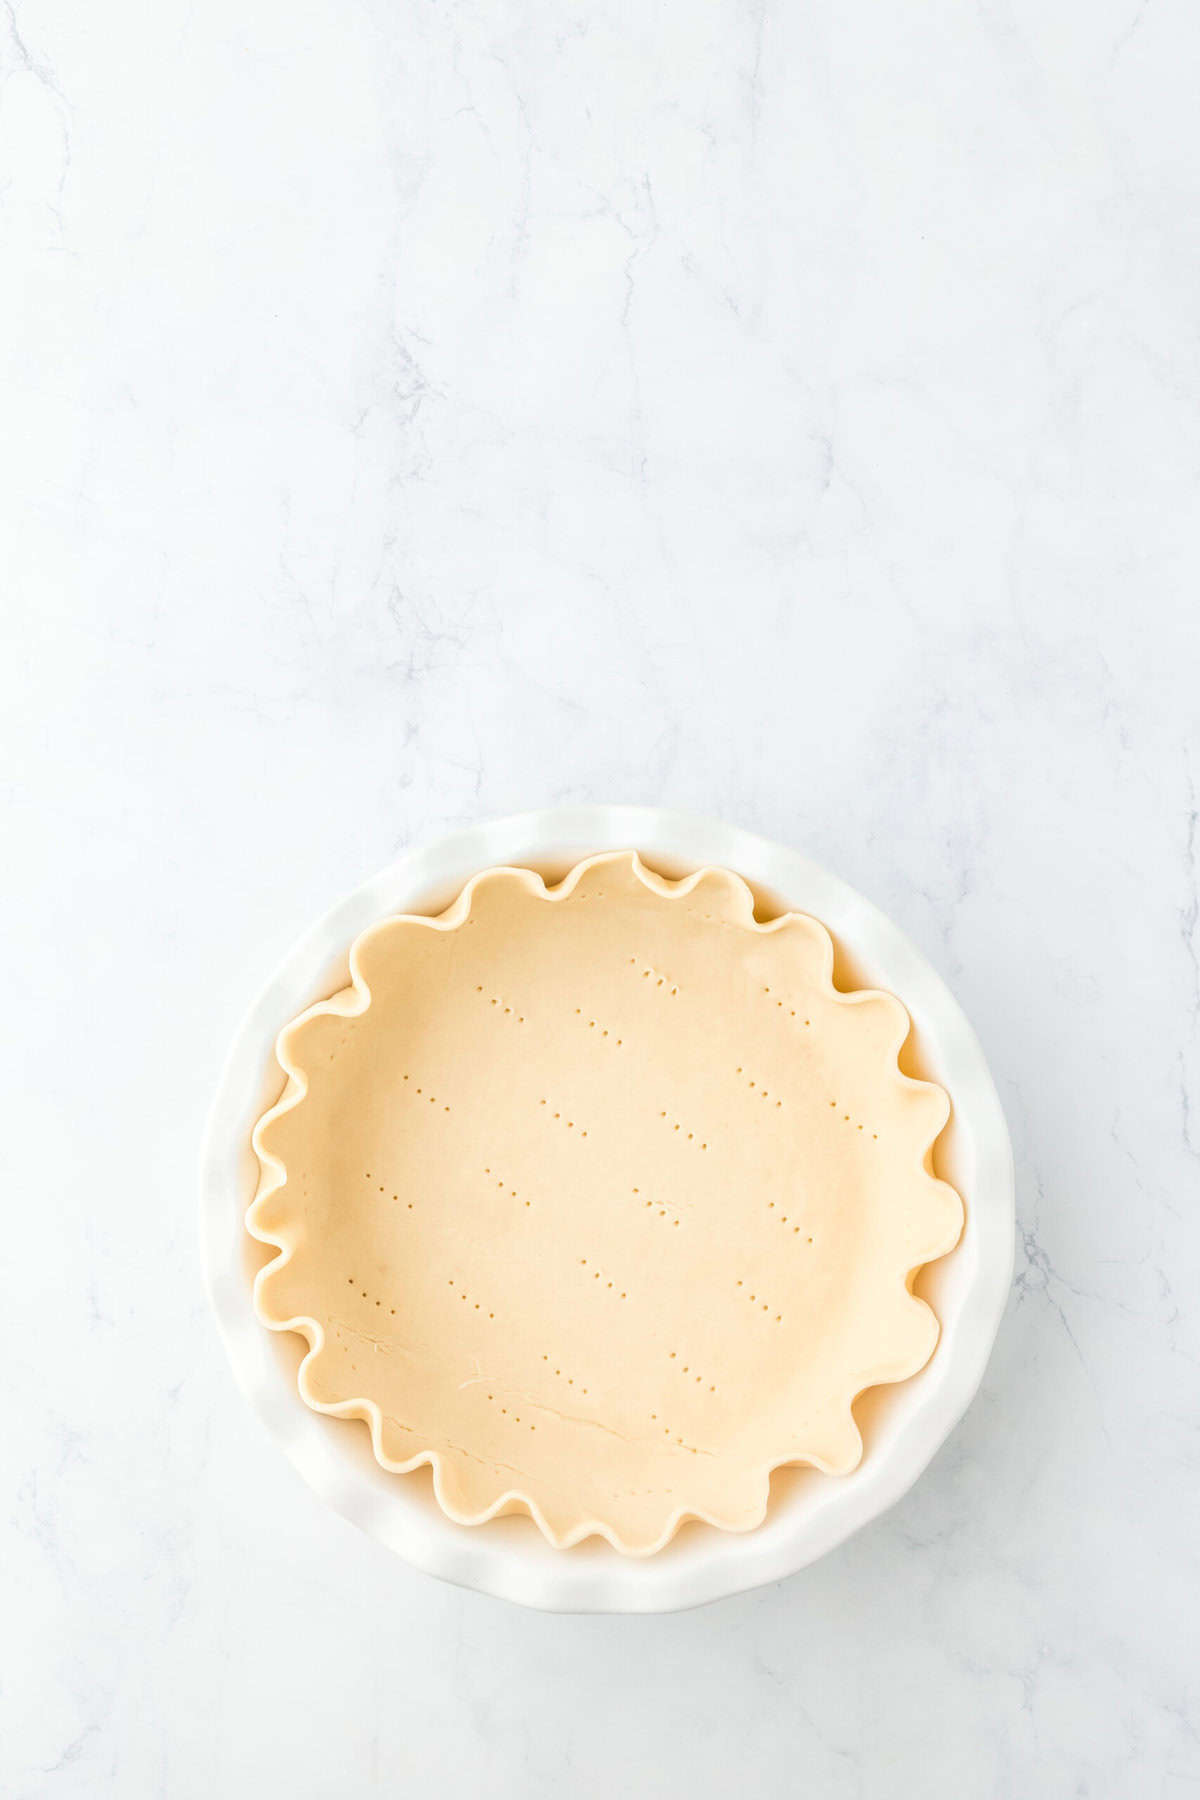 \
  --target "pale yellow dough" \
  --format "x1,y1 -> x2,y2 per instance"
248,853 -> 963,1554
